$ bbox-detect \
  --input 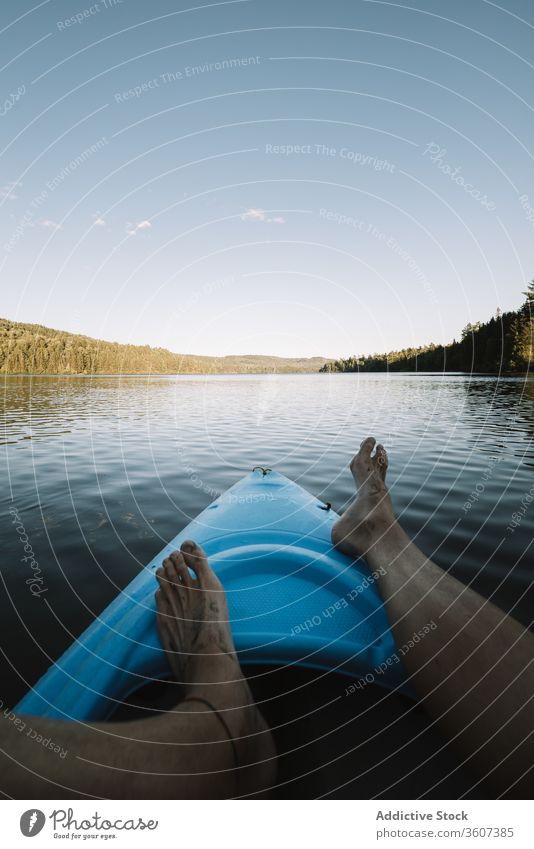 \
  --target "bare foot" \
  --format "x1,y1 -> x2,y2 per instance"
155,540 -> 236,686
332,437 -> 399,558
155,540 -> 276,796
